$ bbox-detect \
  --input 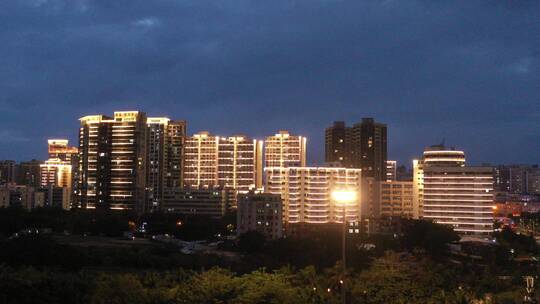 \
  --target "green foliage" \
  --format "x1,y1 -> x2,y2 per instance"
350,252 -> 442,303
0,209 -> 537,303
0,257 -> 535,304
174,268 -> 238,303
0,265 -> 91,304
90,274 -> 151,304
235,270 -> 310,304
